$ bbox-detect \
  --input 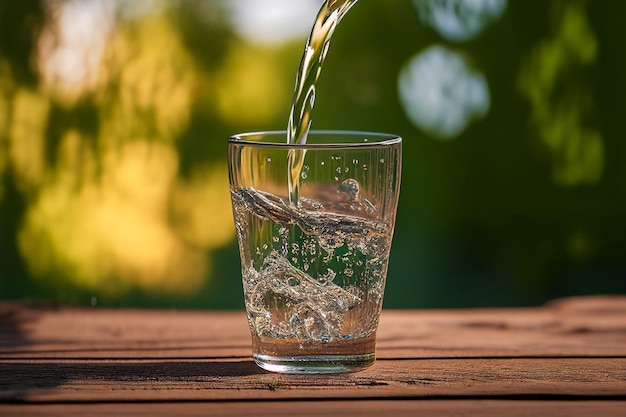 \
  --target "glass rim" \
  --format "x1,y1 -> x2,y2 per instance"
229,130 -> 402,149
